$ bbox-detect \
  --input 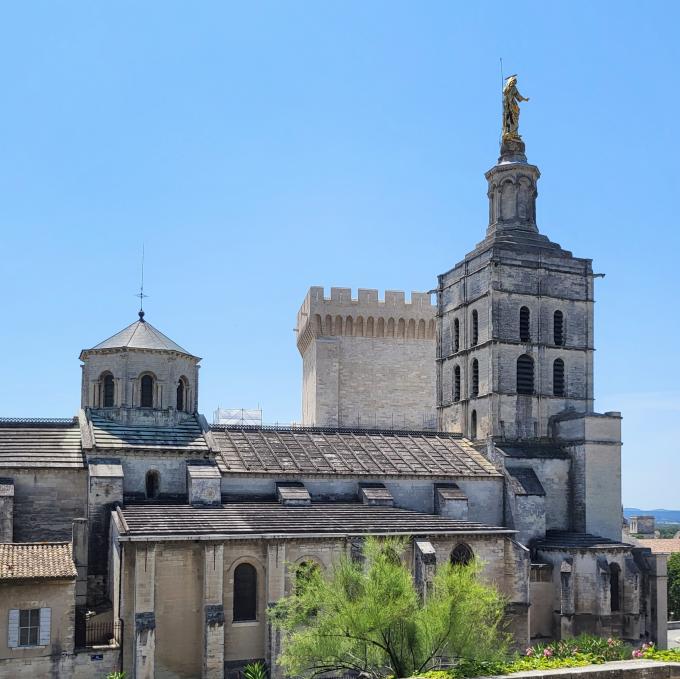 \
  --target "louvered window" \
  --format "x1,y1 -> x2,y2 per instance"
453,318 -> 460,352
471,310 -> 478,346
470,410 -> 477,440
140,375 -> 154,408
103,374 -> 114,408
453,365 -> 461,402
554,310 -> 564,346
517,355 -> 534,395
471,359 -> 479,397
519,306 -> 531,342
234,563 -> 257,621
553,358 -> 565,396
